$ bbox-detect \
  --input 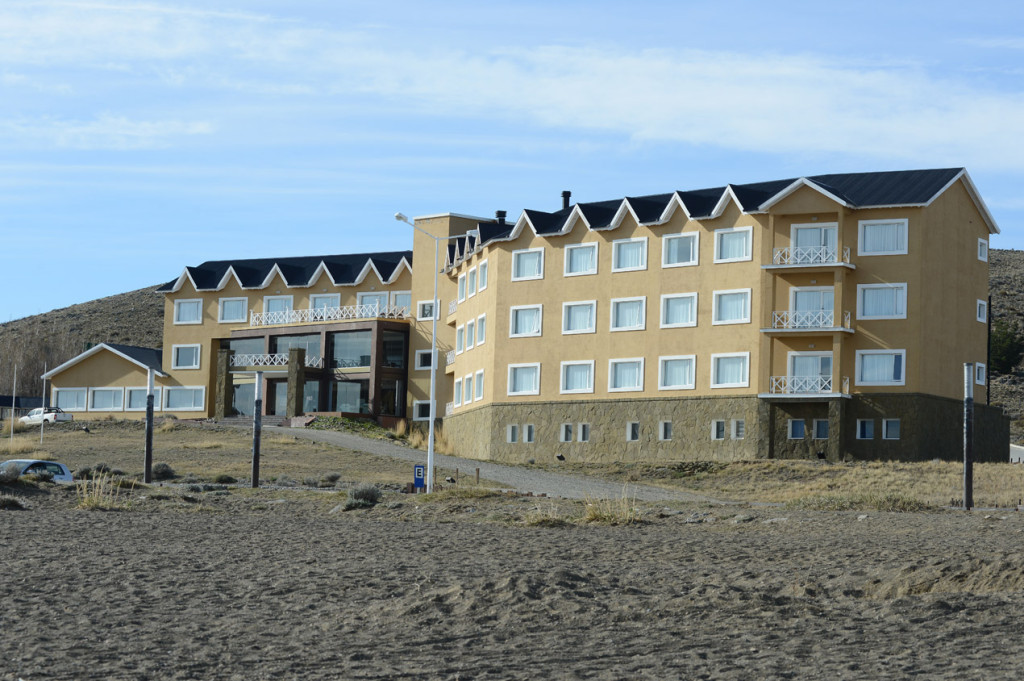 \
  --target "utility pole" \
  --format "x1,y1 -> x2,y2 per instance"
963,363 -> 974,510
